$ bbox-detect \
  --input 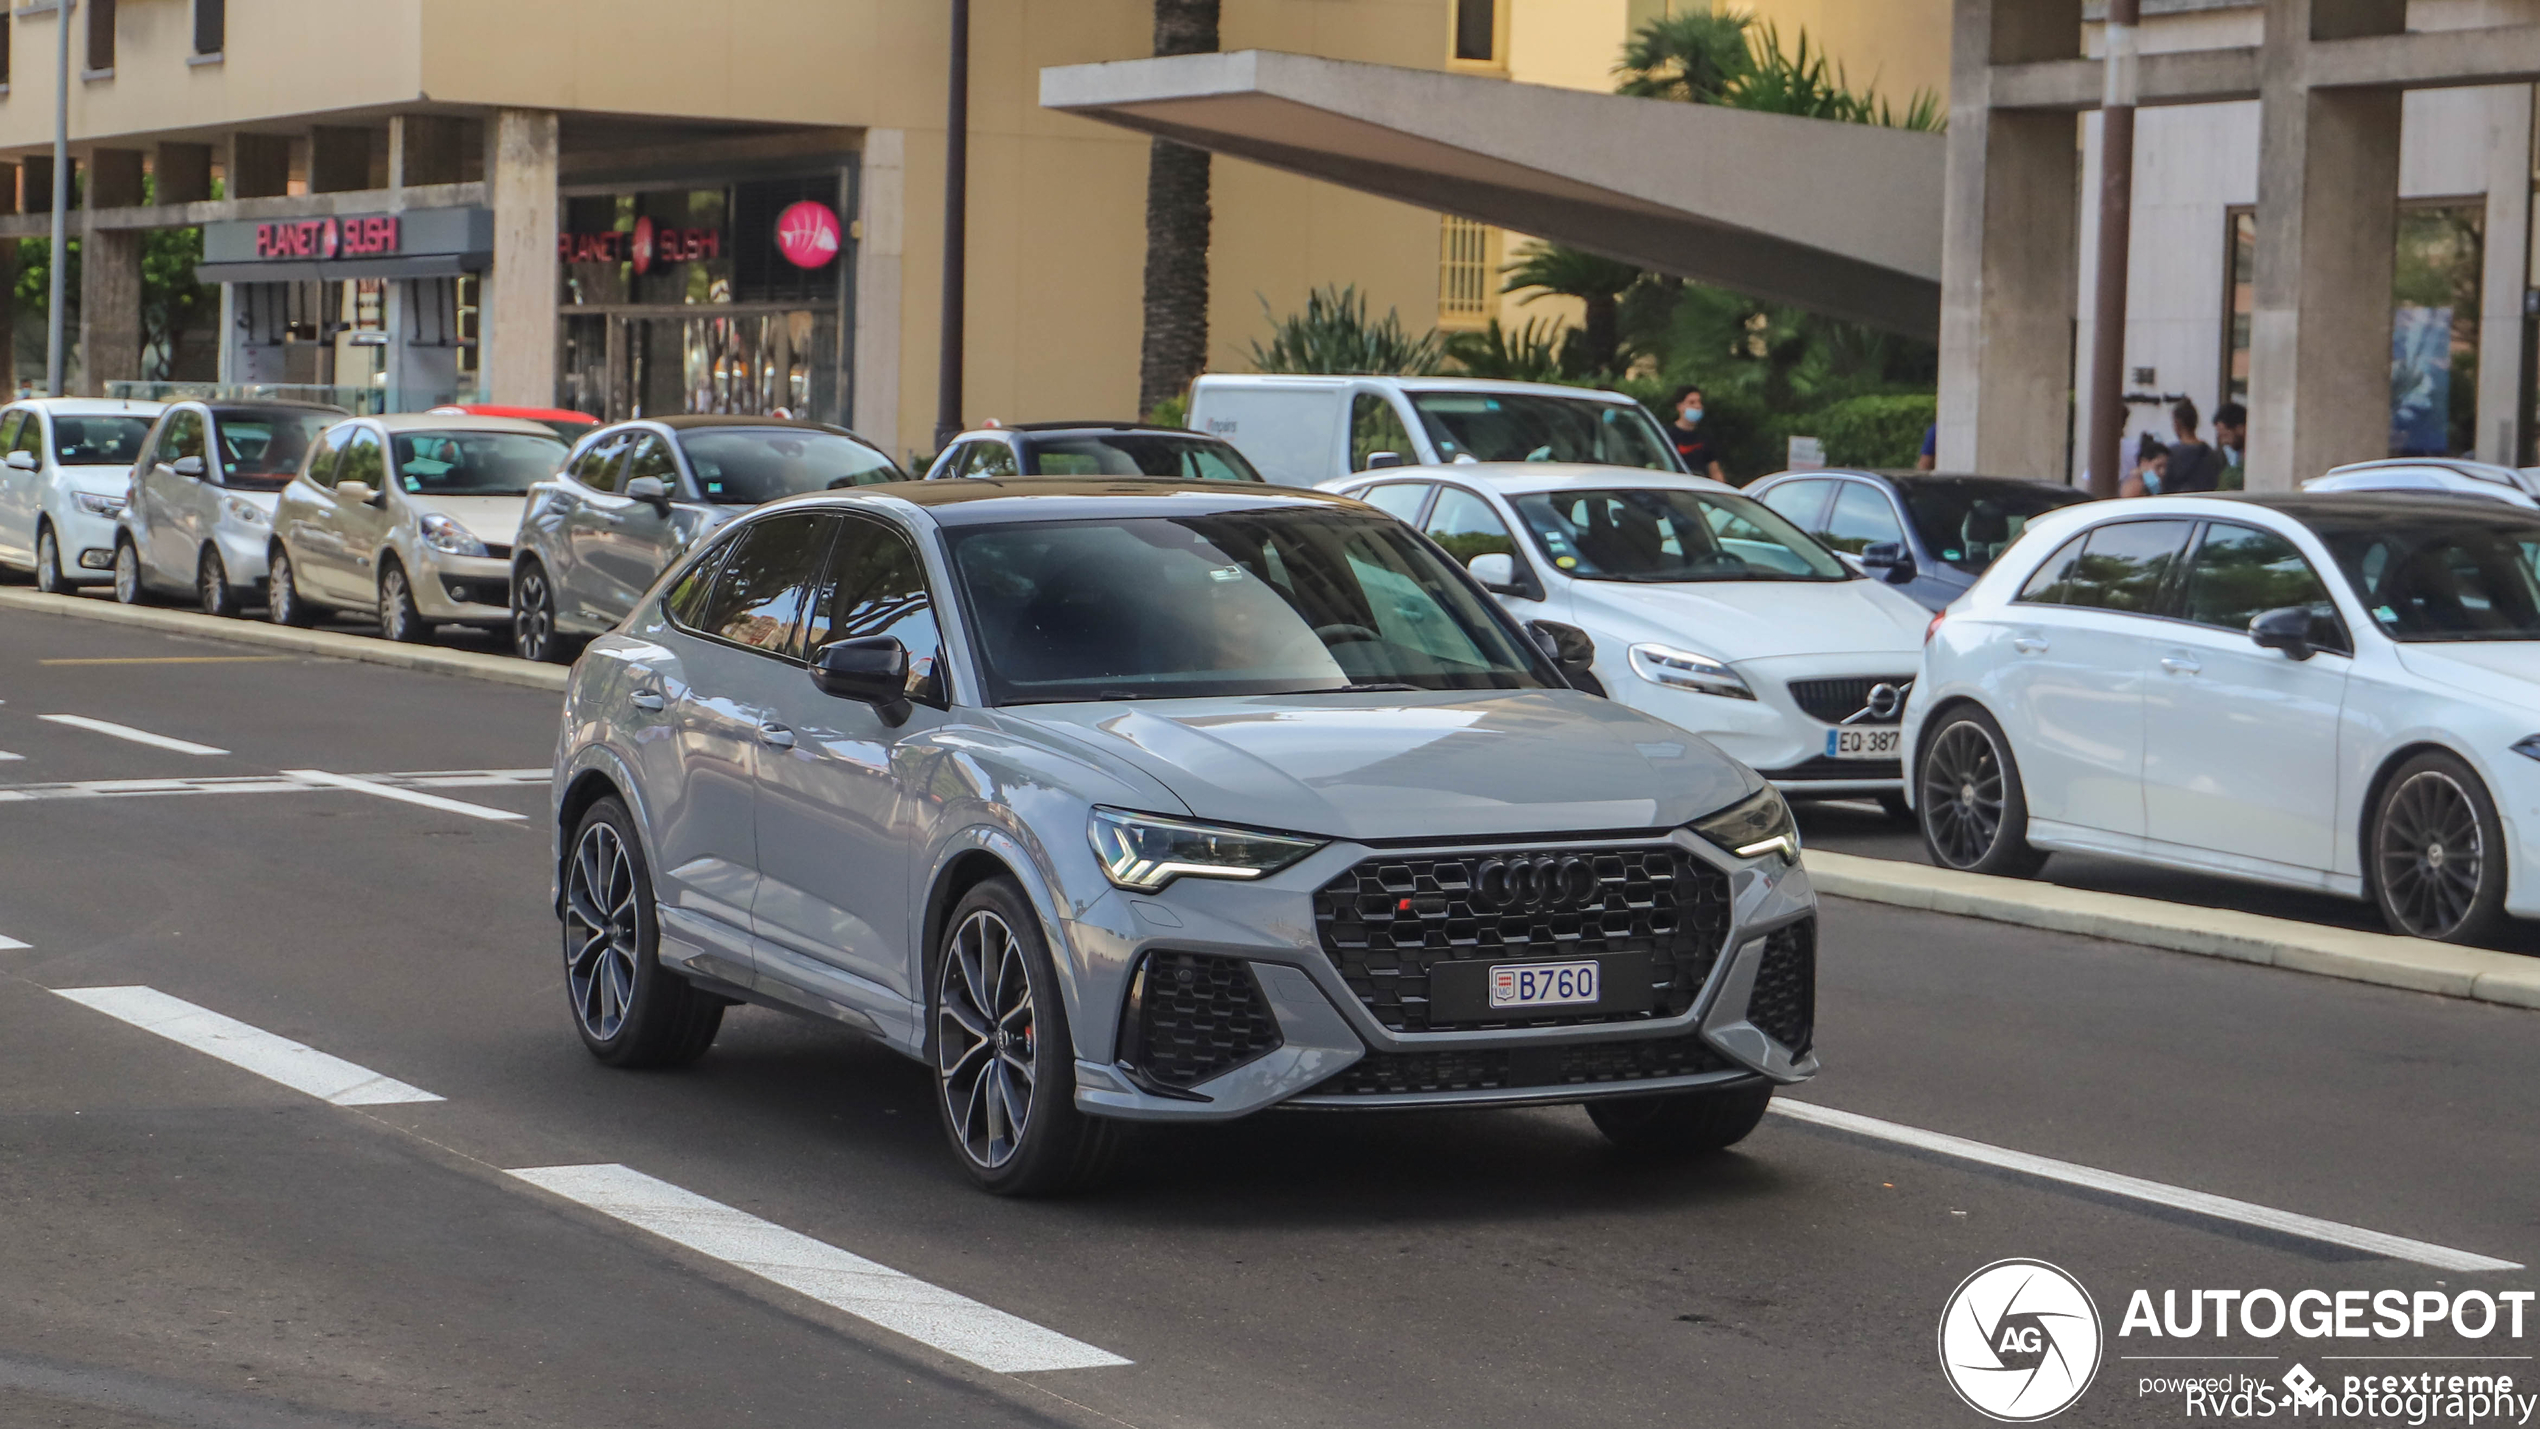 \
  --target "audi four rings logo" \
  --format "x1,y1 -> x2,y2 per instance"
1471,855 -> 1600,911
